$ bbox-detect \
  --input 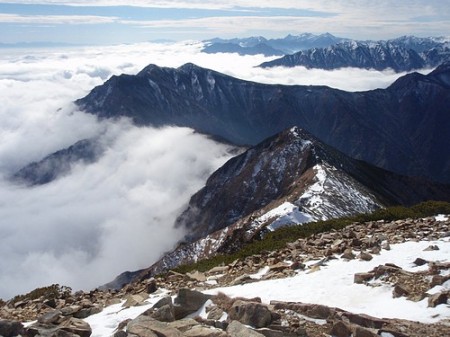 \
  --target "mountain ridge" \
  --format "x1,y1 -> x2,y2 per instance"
76,62 -> 450,183
259,39 -> 450,72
